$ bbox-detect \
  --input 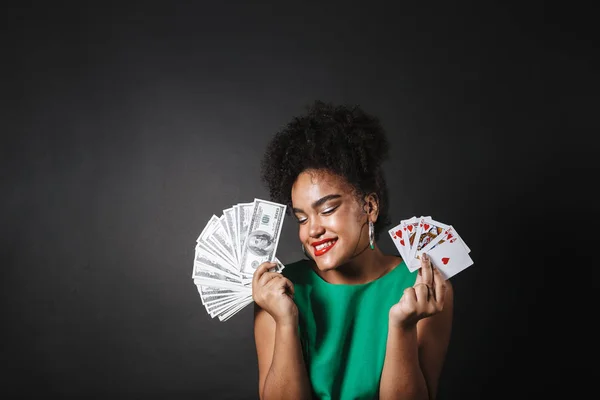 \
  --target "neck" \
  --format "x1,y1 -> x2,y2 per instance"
317,245 -> 398,285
